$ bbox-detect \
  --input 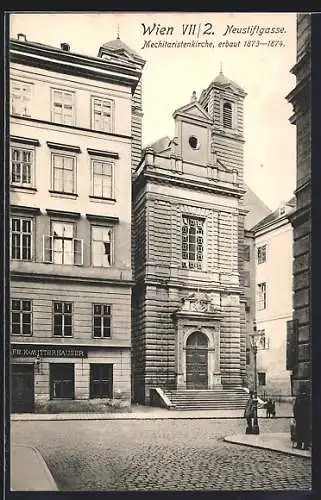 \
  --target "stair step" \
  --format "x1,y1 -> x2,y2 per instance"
163,388 -> 249,411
